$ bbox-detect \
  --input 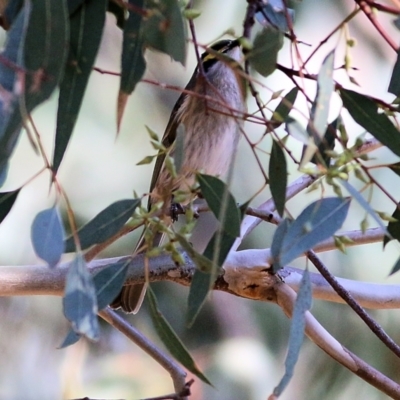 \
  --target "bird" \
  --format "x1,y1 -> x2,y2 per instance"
111,39 -> 247,313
